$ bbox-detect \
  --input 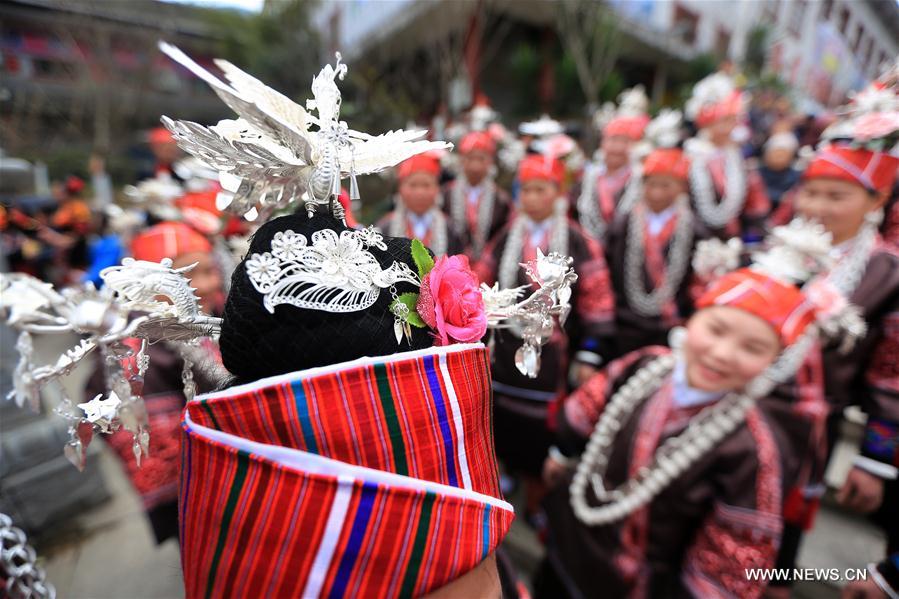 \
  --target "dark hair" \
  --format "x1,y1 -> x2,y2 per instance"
219,212 -> 432,385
